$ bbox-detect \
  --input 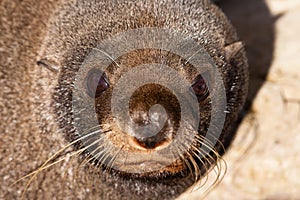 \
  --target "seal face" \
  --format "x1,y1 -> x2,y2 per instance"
37,0 -> 249,199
